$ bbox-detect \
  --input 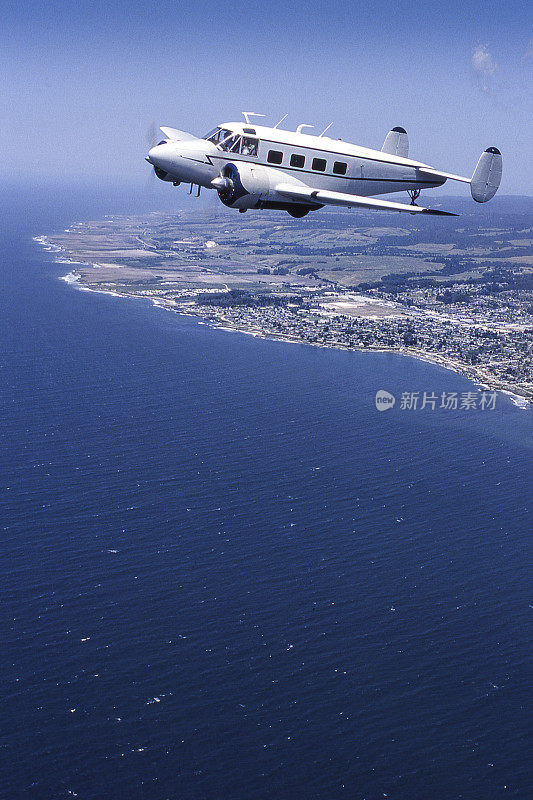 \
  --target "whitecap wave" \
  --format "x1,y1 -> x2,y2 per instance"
60,272 -> 80,285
